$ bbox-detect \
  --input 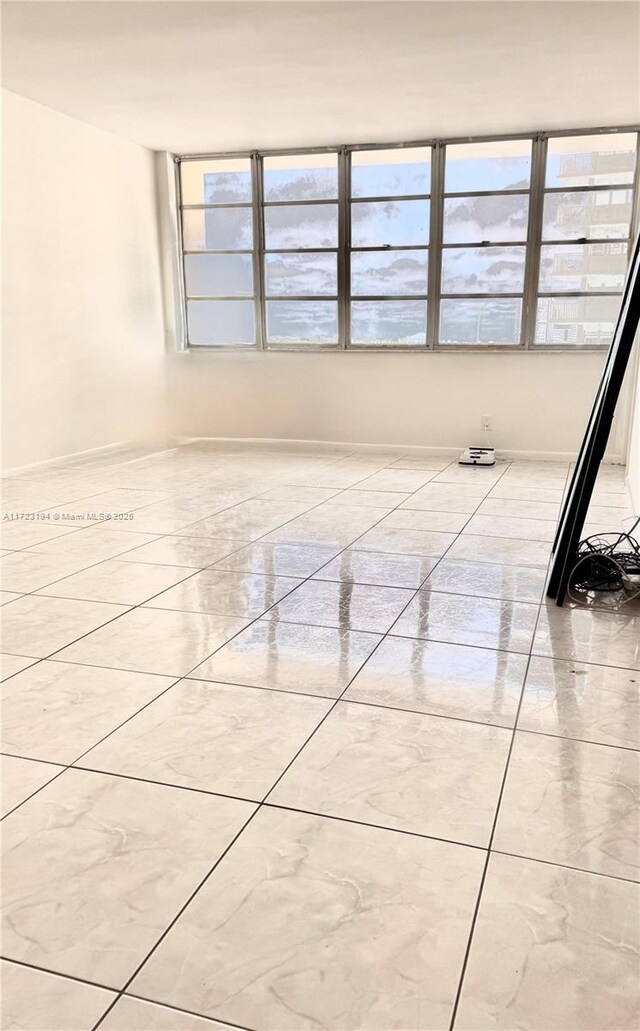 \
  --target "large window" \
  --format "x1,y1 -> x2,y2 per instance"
535,133 -> 637,346
350,147 -> 430,346
439,139 -> 531,346
263,153 -> 339,347
177,128 -> 638,349
181,157 -> 256,346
